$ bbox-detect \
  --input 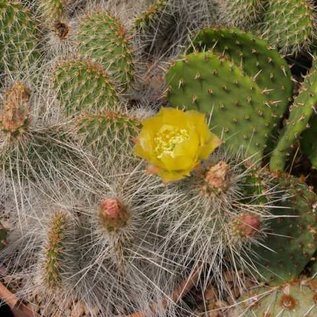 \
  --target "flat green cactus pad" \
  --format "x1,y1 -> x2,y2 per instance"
77,111 -> 141,160
53,59 -> 119,116
261,0 -> 316,55
191,28 -> 293,119
249,175 -> 317,285
166,51 -> 280,162
270,58 -> 317,172
235,279 -> 317,316
77,11 -> 134,89
0,0 -> 40,71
